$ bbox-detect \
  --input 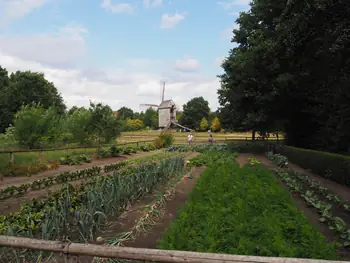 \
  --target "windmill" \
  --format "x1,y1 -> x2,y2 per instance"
140,81 -> 192,131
